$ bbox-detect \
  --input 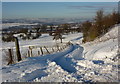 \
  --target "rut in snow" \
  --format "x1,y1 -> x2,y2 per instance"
53,44 -> 84,73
